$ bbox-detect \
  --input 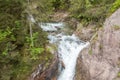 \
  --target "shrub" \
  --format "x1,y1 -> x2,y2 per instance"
69,0 -> 115,26
111,0 -> 120,12
0,0 -> 53,80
